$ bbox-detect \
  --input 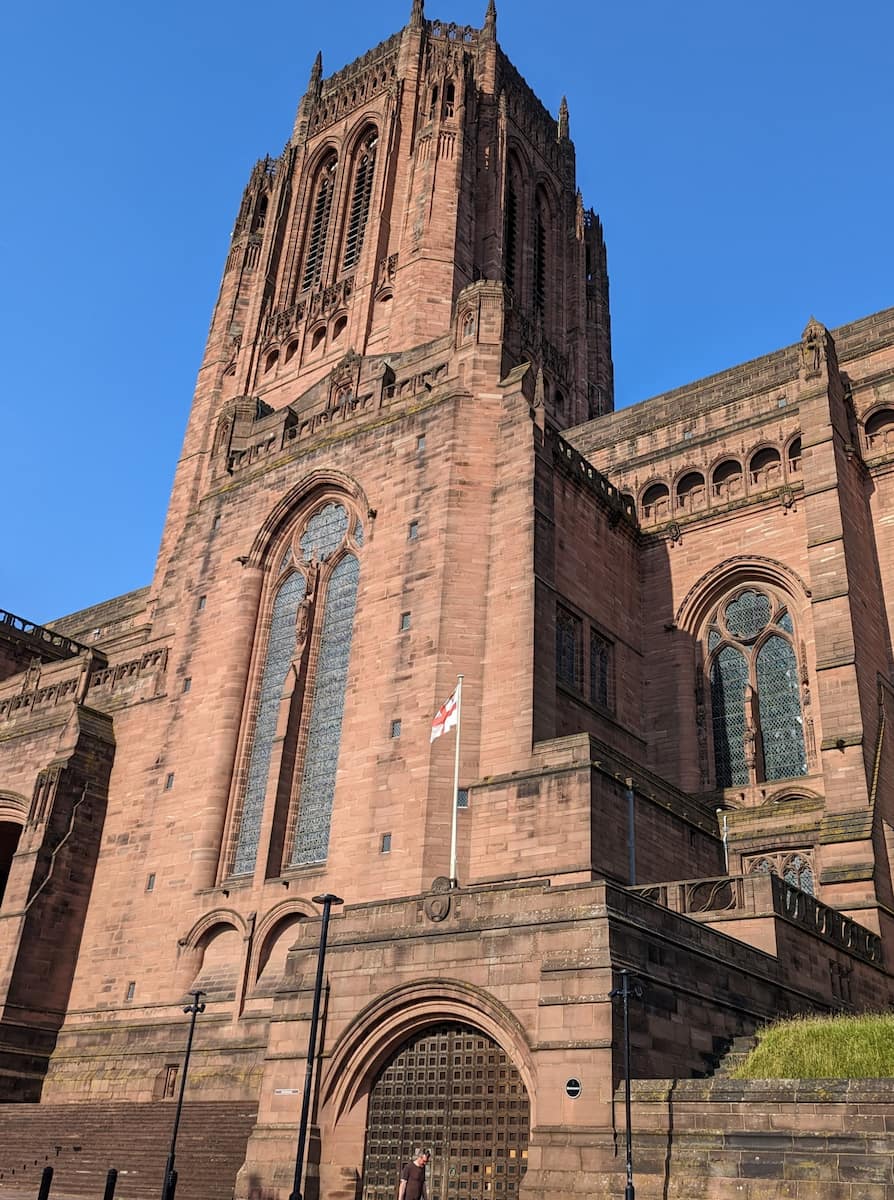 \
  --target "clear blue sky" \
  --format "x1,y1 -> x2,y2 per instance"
2,0 -> 892,623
